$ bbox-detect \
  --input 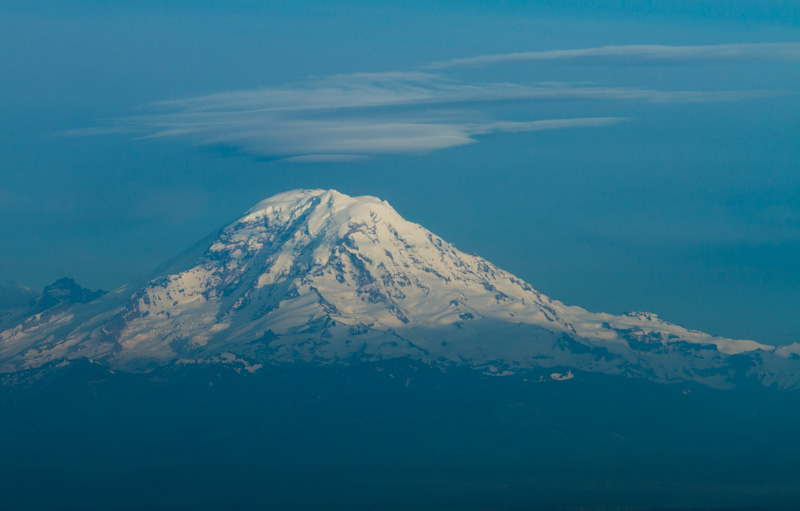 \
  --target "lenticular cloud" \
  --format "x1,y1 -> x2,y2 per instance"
76,43 -> 790,161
